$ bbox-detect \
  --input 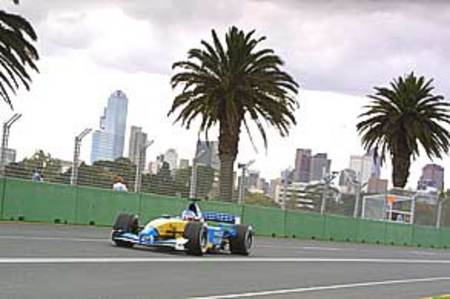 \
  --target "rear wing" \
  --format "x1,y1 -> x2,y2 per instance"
202,211 -> 241,224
